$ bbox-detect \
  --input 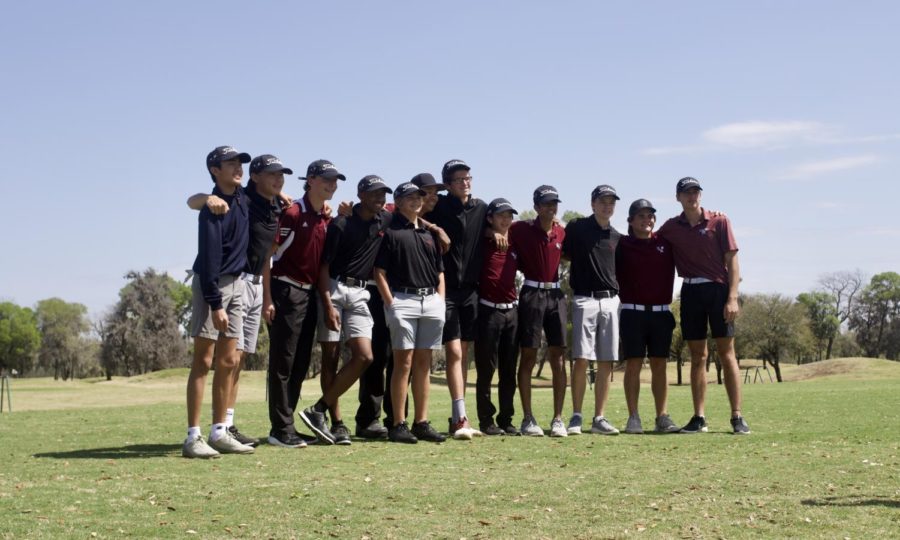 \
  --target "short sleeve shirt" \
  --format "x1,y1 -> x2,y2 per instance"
321,206 -> 392,280
478,239 -> 519,304
271,194 -> 331,284
615,234 -> 675,305
508,219 -> 565,283
374,213 -> 444,290
657,209 -> 738,285
562,217 -> 620,294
